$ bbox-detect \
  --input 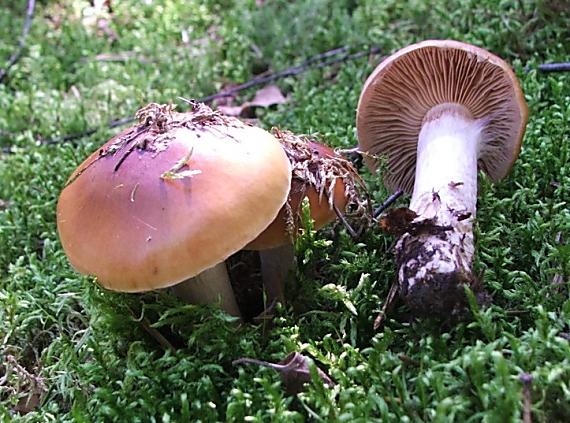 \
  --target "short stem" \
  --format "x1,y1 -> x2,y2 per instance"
259,243 -> 296,303
170,262 -> 242,317
396,105 -> 484,316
